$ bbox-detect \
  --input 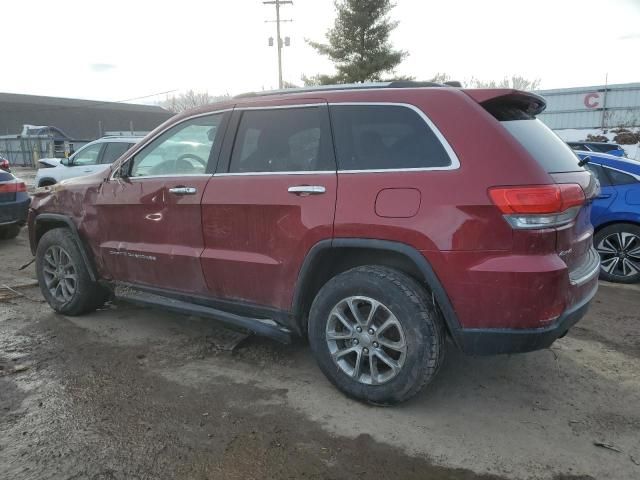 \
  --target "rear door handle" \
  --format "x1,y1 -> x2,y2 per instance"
287,185 -> 326,196
168,186 -> 197,195
596,193 -> 611,199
